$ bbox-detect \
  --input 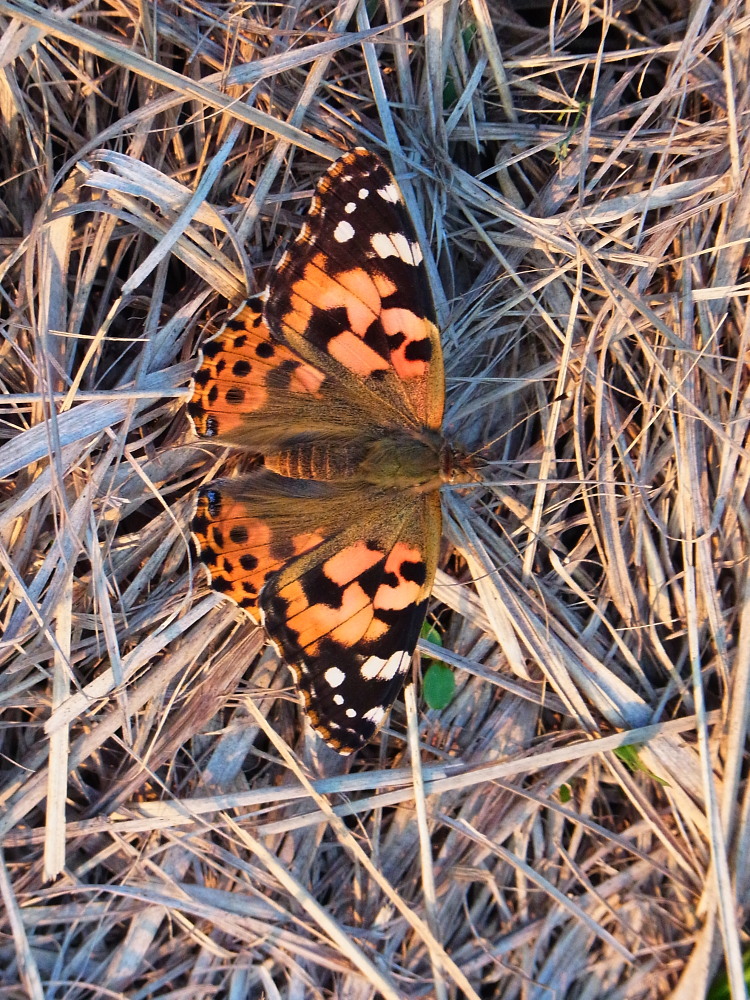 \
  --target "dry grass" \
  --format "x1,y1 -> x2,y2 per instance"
0,0 -> 748,996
